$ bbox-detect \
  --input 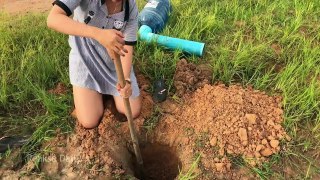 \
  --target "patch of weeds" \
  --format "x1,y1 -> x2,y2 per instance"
86,161 -> 95,170
171,94 -> 183,104
195,132 -> 209,149
114,122 -> 121,129
0,146 -> 12,163
228,155 -> 246,167
251,161 -> 275,180
184,127 -> 195,136
143,105 -> 162,133
195,139 -> 205,149
5,147 -> 12,158
178,154 -> 201,180
33,153 -> 43,171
